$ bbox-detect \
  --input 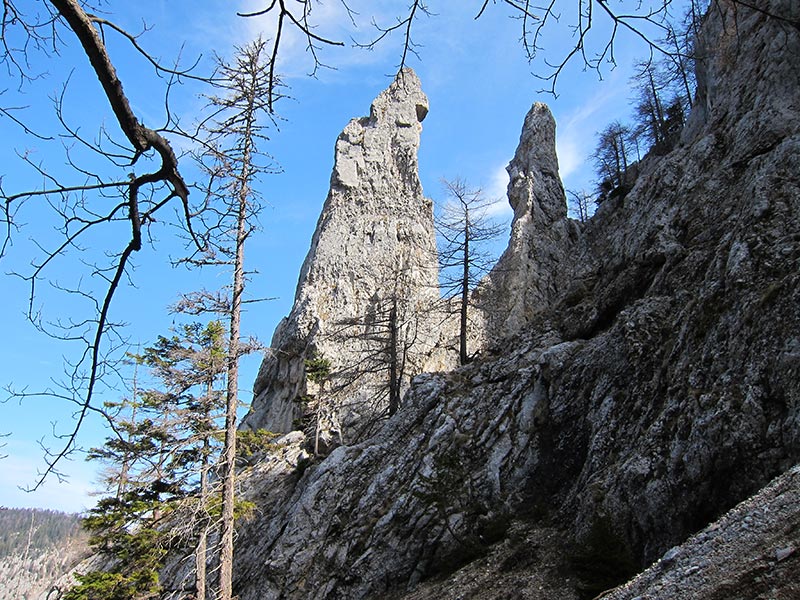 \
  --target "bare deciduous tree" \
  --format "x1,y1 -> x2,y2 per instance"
1,0 -> 207,490
436,178 -> 505,365
327,267 -> 424,439
567,189 -> 594,223
593,121 -> 634,202
630,51 -> 694,155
